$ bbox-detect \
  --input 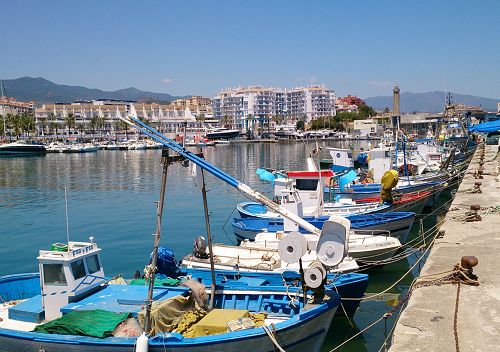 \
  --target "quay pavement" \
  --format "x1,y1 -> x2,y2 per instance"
390,144 -> 500,351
